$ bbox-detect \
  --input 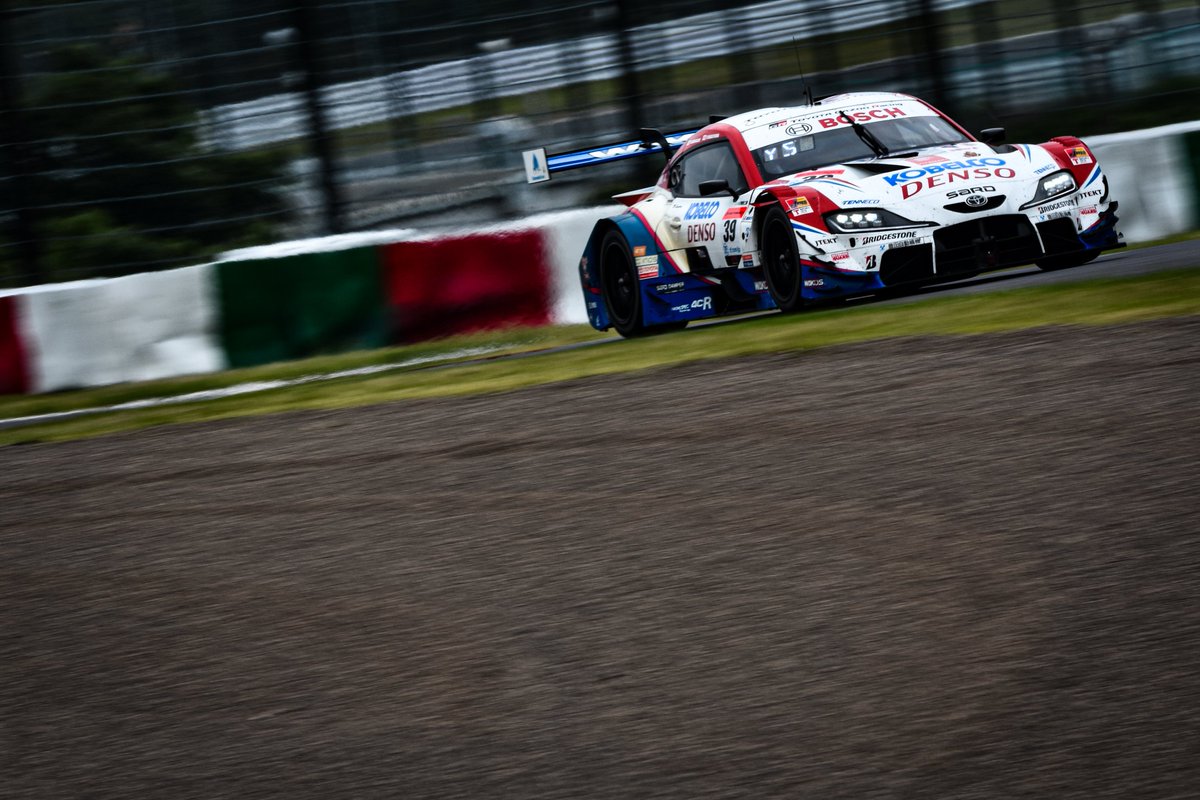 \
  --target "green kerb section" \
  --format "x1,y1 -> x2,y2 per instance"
217,248 -> 388,369
1184,131 -> 1200,230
